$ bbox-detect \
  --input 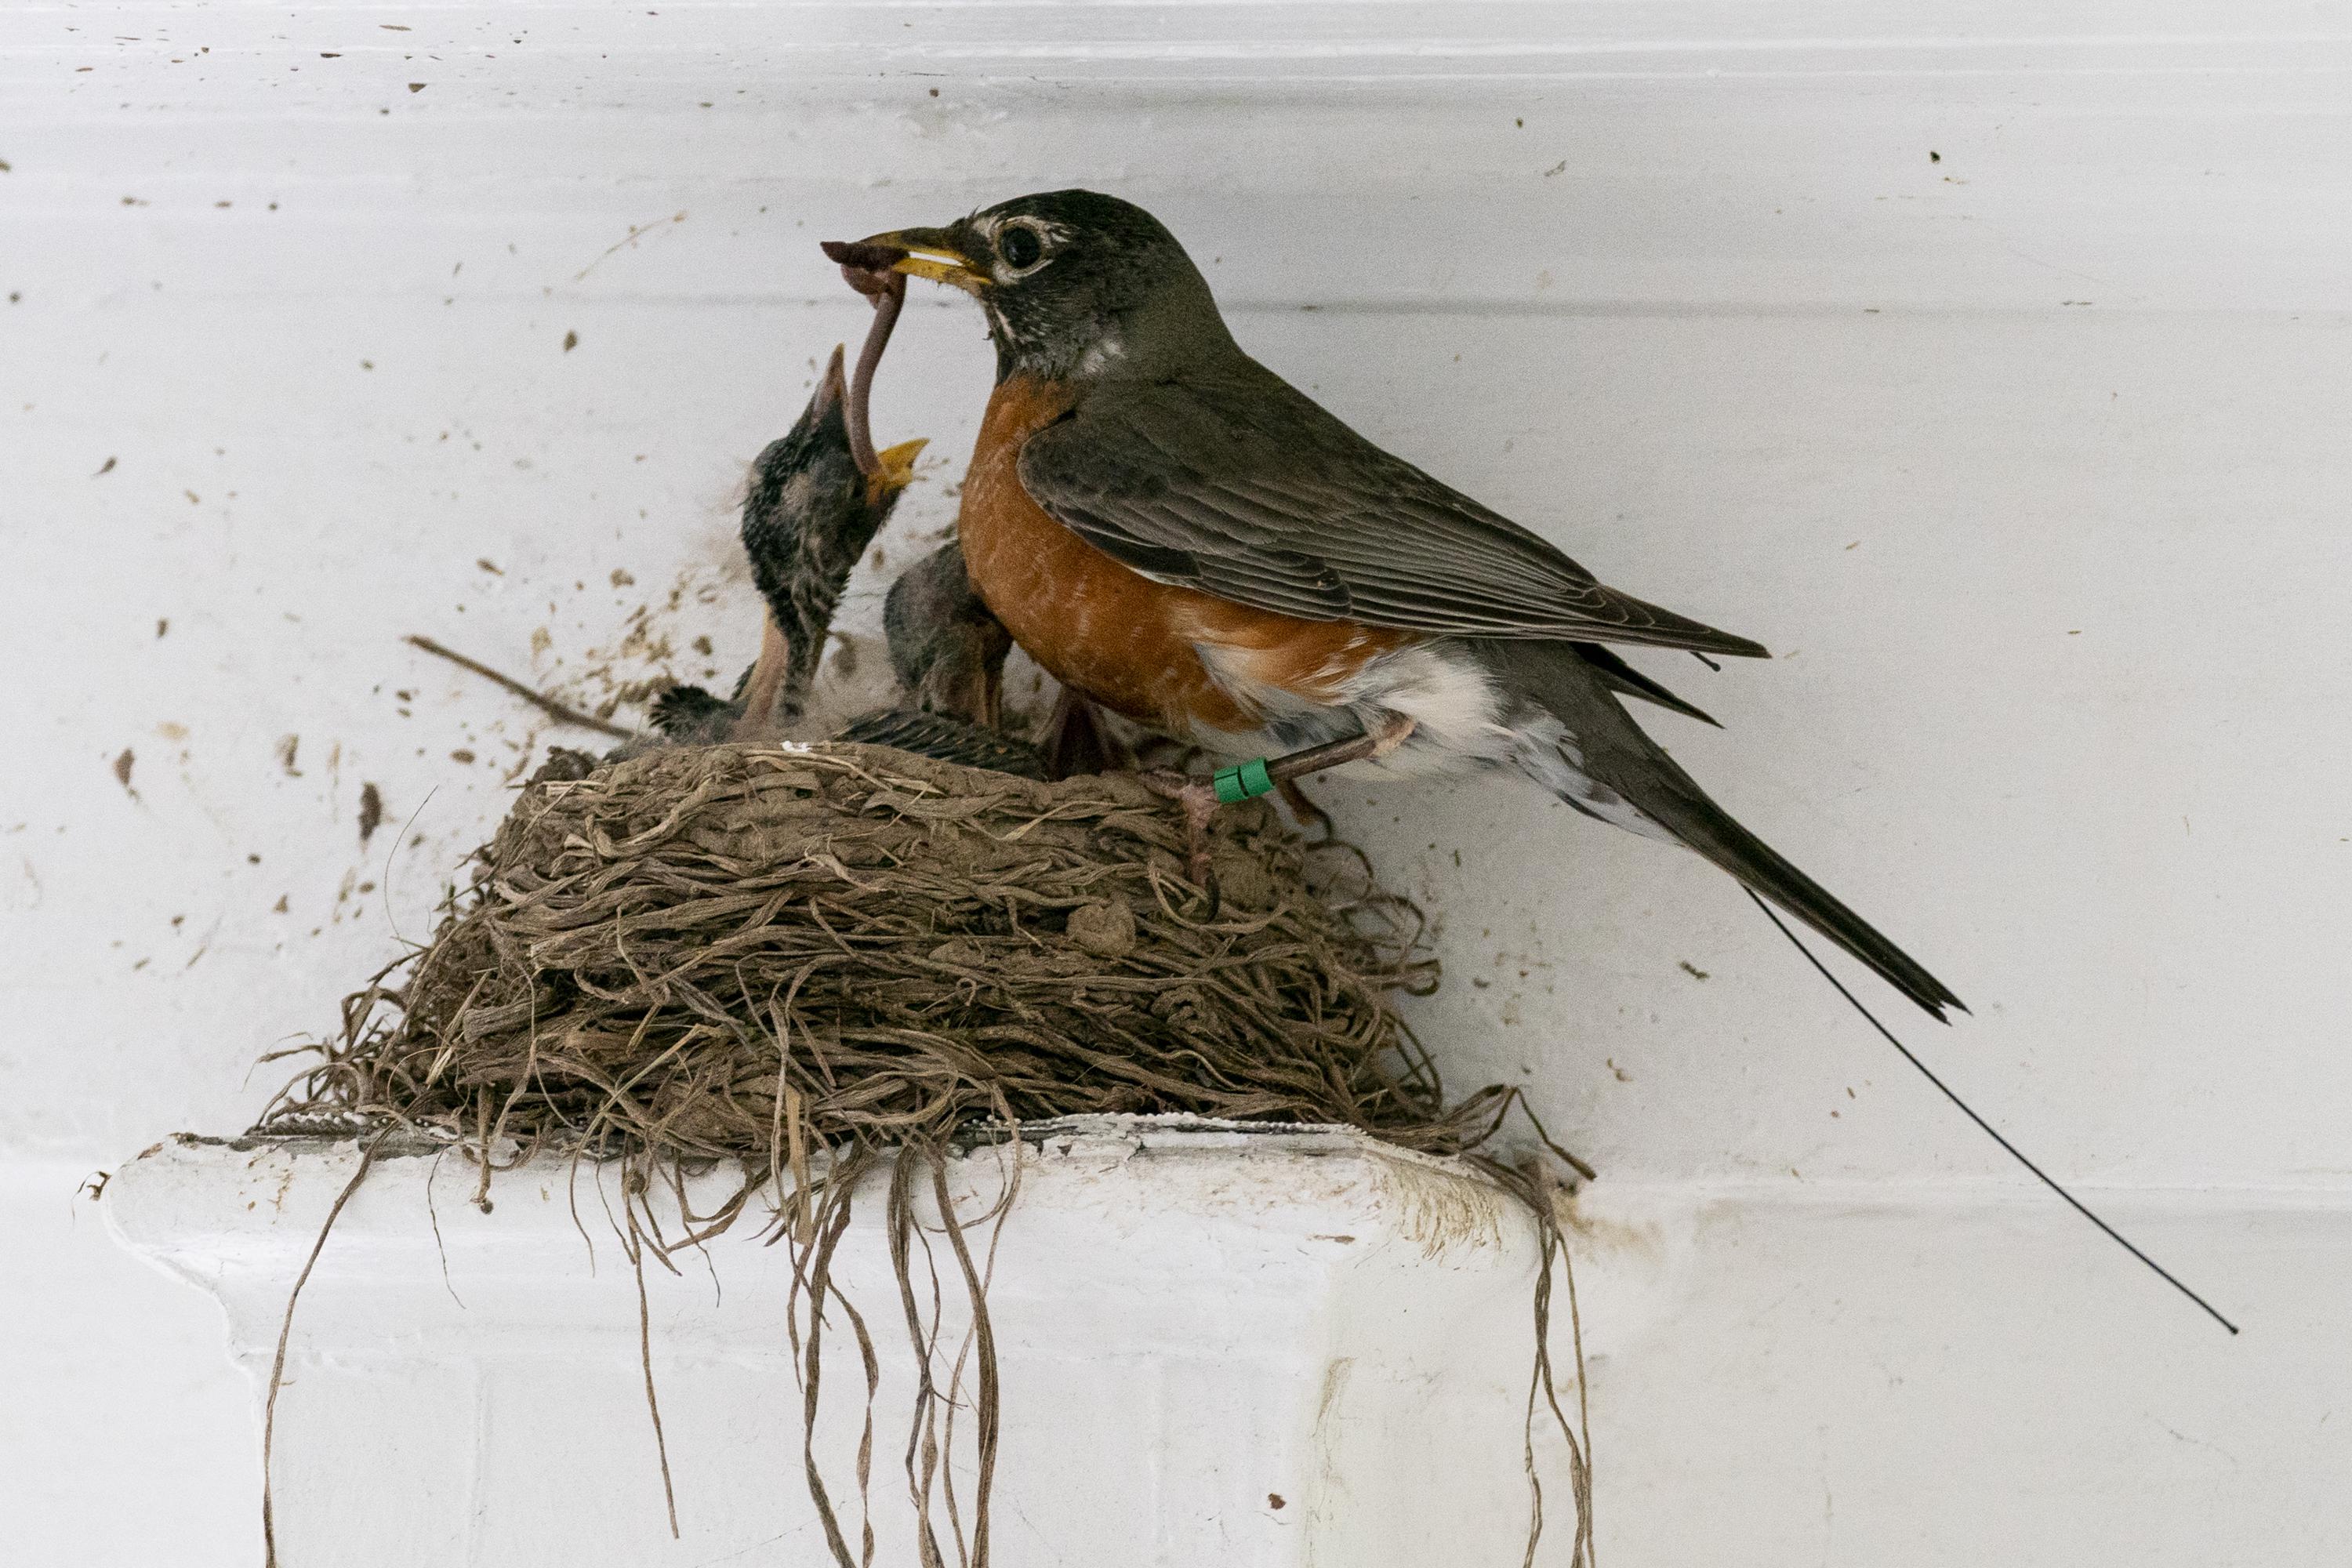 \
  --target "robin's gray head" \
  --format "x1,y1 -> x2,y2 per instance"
844,190 -> 1237,383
